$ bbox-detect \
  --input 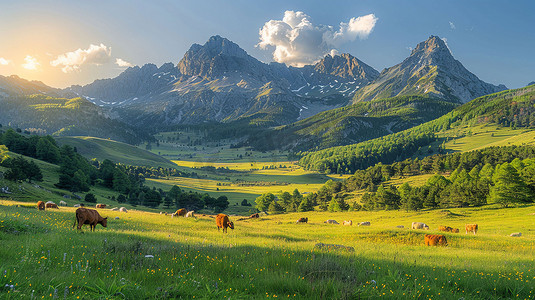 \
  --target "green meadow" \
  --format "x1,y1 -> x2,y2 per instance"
1,201 -> 533,299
